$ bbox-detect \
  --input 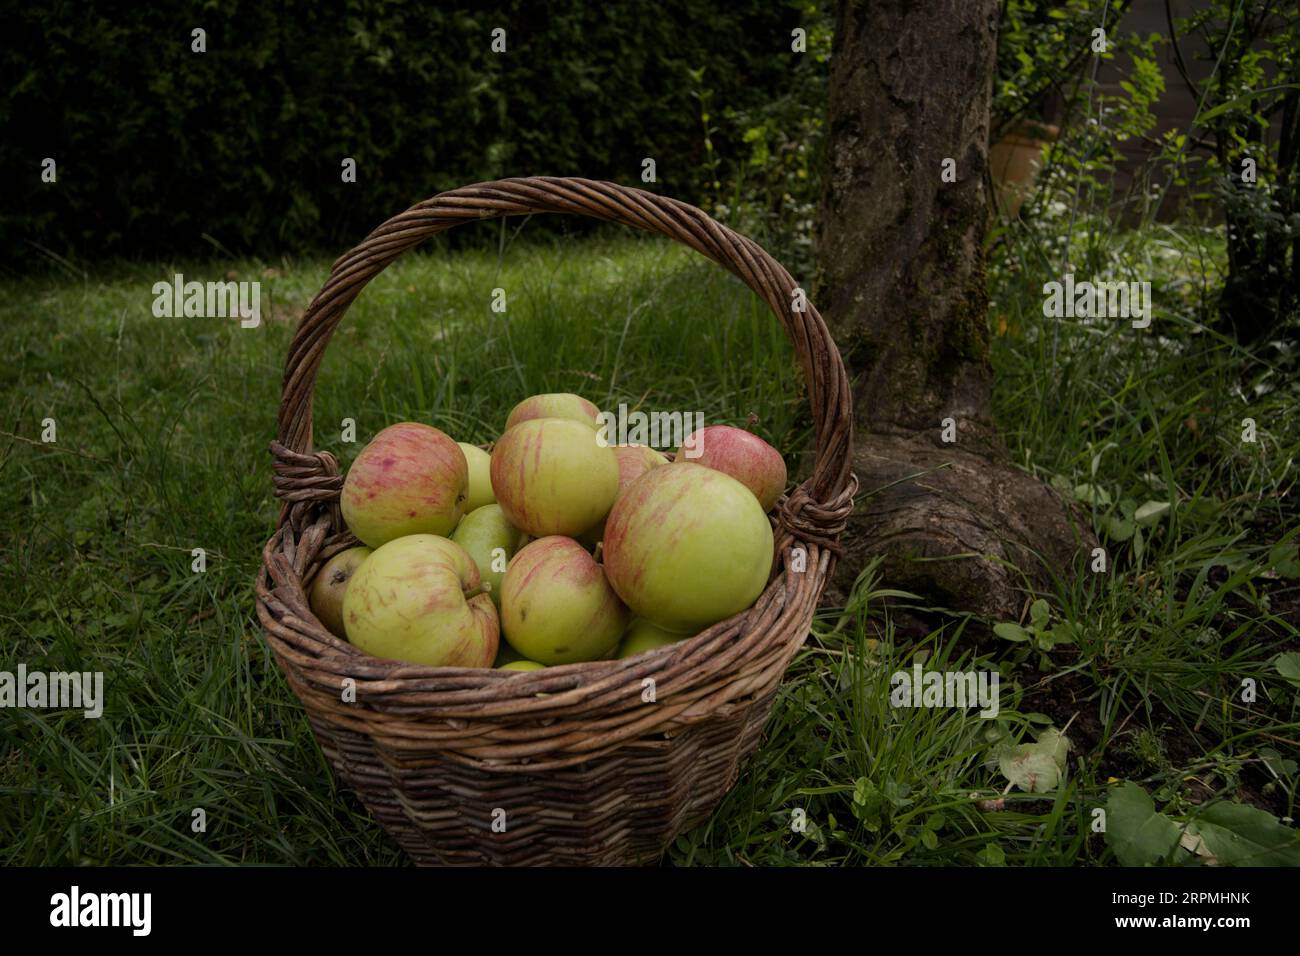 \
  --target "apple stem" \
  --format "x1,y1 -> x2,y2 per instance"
591,541 -> 604,564
463,582 -> 492,600
745,412 -> 759,430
